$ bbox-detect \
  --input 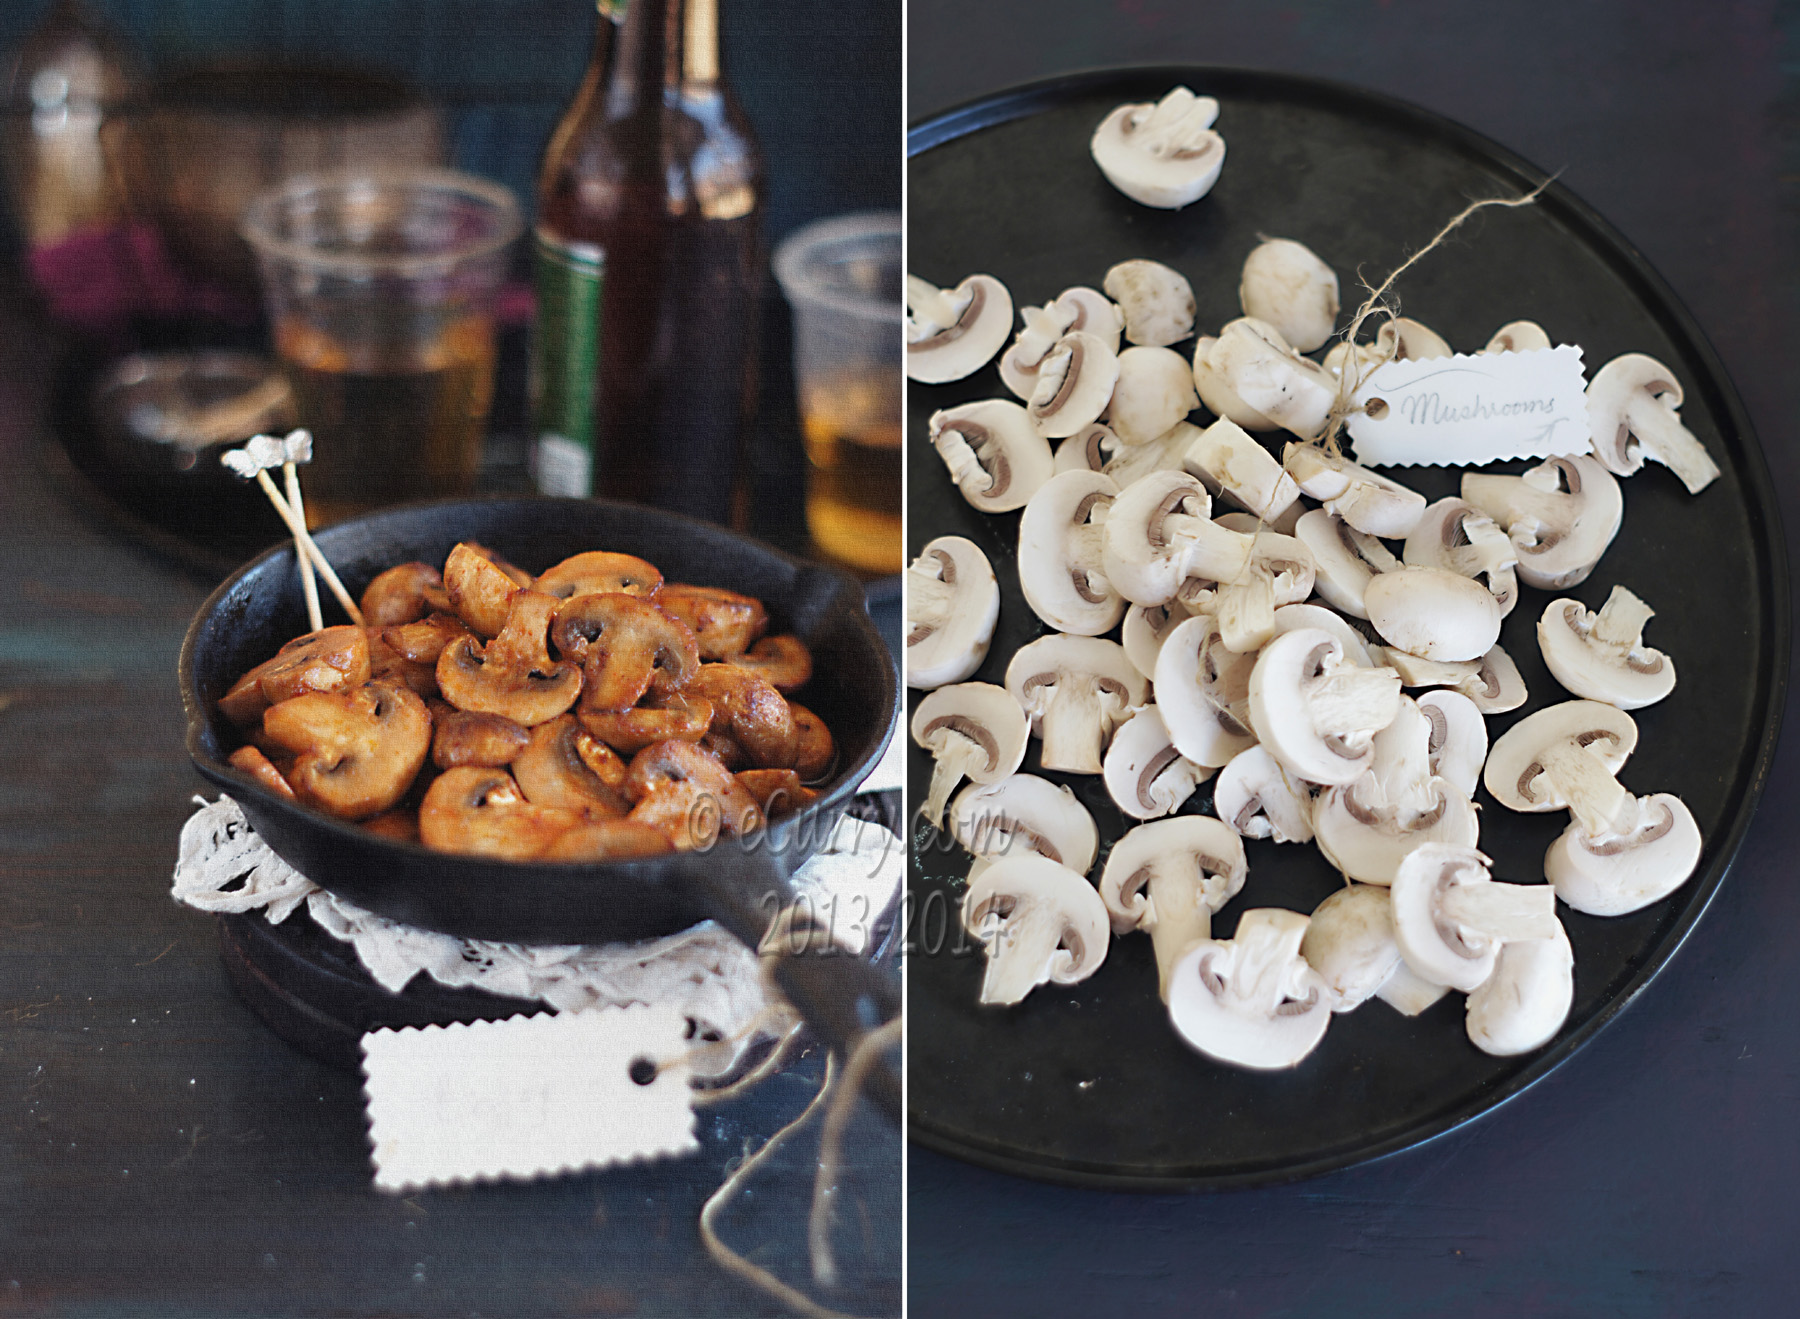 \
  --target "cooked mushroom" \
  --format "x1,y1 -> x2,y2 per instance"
928,399 -> 1055,513
961,855 -> 1110,1006
1106,346 -> 1199,445
1311,696 -> 1480,885
905,273 -> 1014,384
1301,884 -> 1403,1013
1181,417 -> 1301,526
533,550 -> 663,604
910,682 -> 1029,826
1016,470 -> 1124,636
419,766 -> 581,859
1292,509 -> 1400,620
624,739 -> 764,846
541,819 -> 676,862
1545,791 -> 1703,917
787,702 -> 836,783
227,745 -> 297,800
1465,922 -> 1574,1056
1213,744 -> 1315,844
1483,320 -> 1552,355
1027,331 -> 1120,439
1416,689 -> 1487,799
1403,497 -> 1518,617
1246,627 -> 1402,787
443,542 -> 525,638
1153,614 -> 1258,769
432,707 -> 532,769
437,590 -> 583,726
1089,87 -> 1225,210
1238,238 -> 1339,353
1537,585 -> 1677,709
360,562 -> 449,626
1000,288 -> 1123,399
366,628 -> 439,701
1284,444 -> 1427,539
551,592 -> 699,710
1101,816 -> 1247,999
512,713 -> 631,815
1585,352 -> 1720,494
1389,844 -> 1560,992
1204,319 -> 1336,441
218,625 -> 371,727
1166,908 -> 1332,1070
906,536 -> 1001,689
1102,705 -> 1211,820
684,663 -> 798,770
734,635 -> 812,694
735,768 -> 820,818
1363,567 -> 1503,664
1461,454 -> 1622,590
1483,700 -> 1639,824
950,773 -> 1098,878
653,584 -> 768,661
262,680 -> 432,819
1100,470 -> 1254,606
1102,259 -> 1197,347
577,690 -> 714,756
1005,634 -> 1146,774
